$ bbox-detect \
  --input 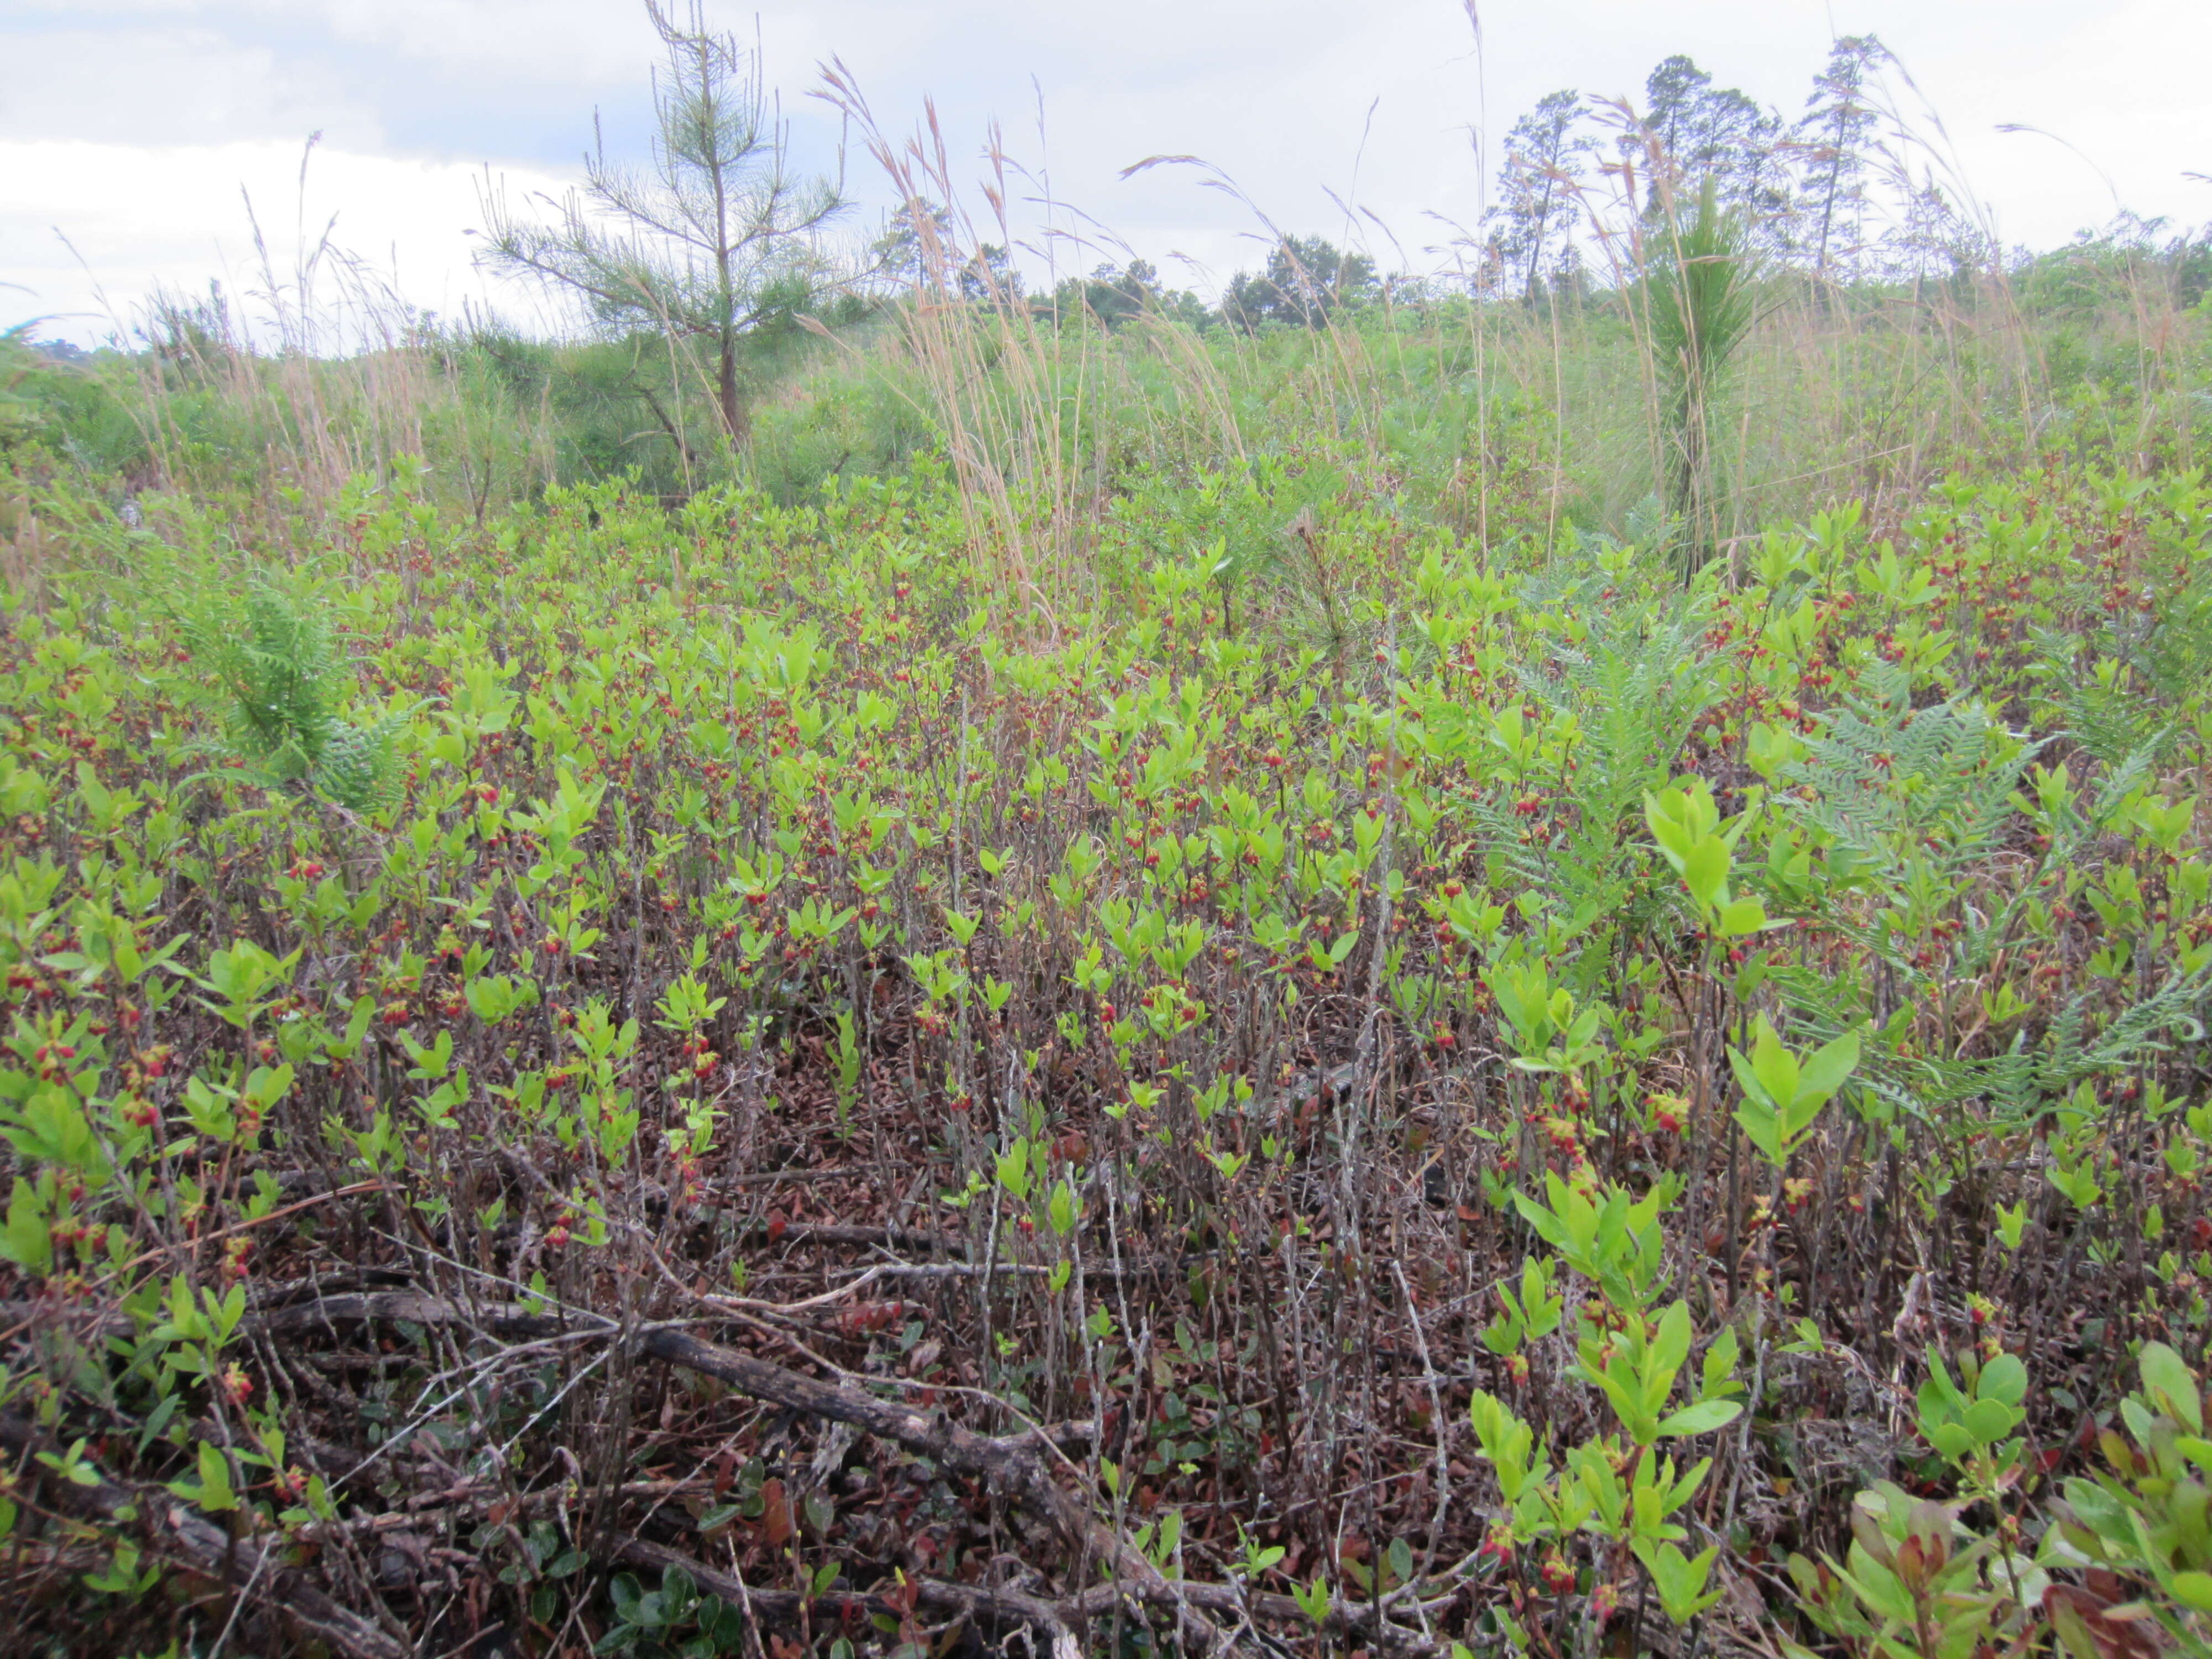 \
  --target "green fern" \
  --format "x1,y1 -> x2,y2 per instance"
2045,638 -> 2174,768
1782,662 -> 2030,877
171,569 -> 402,812
2068,970 -> 2212,1083
1484,575 -> 1722,989
312,712 -> 408,814
2036,564 -> 2212,765
1858,966 -> 2209,1141
2133,570 -> 2212,703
